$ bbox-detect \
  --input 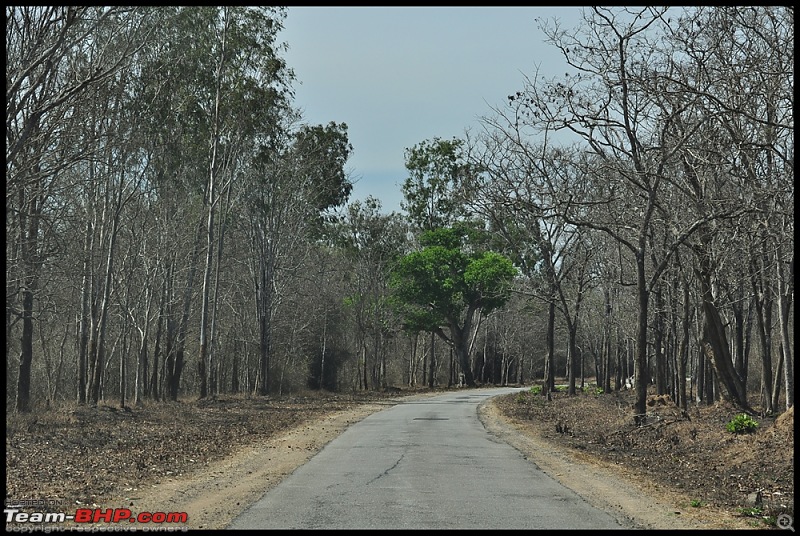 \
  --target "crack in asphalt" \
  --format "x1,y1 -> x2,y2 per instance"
366,452 -> 406,485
